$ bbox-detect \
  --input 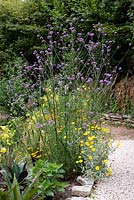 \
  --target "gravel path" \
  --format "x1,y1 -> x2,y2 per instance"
93,140 -> 134,200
